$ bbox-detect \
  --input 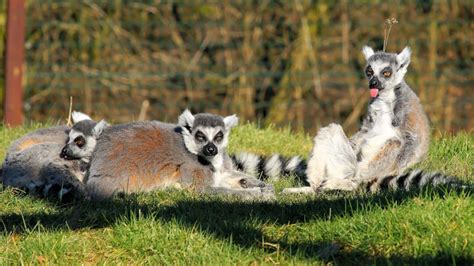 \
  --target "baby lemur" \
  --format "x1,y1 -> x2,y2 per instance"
60,111 -> 109,165
85,110 -> 274,200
